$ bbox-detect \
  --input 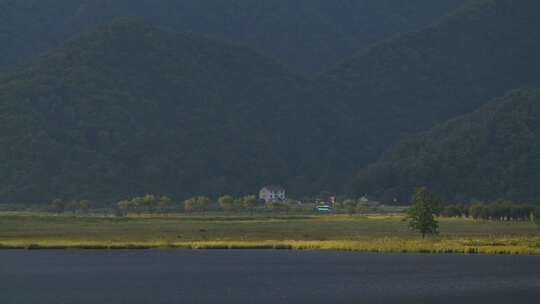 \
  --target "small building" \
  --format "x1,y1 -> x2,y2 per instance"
259,186 -> 286,203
